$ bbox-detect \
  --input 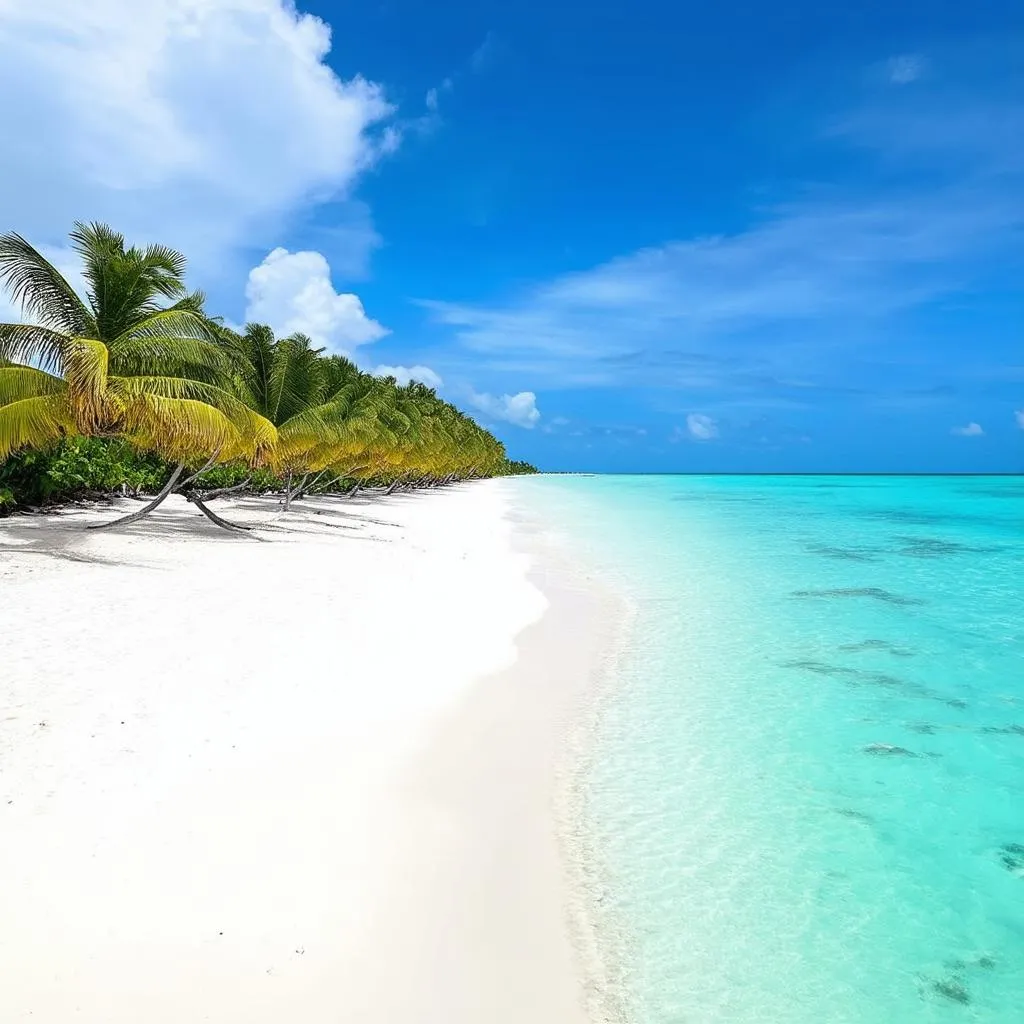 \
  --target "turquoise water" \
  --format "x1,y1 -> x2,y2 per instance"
522,475 -> 1024,1023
